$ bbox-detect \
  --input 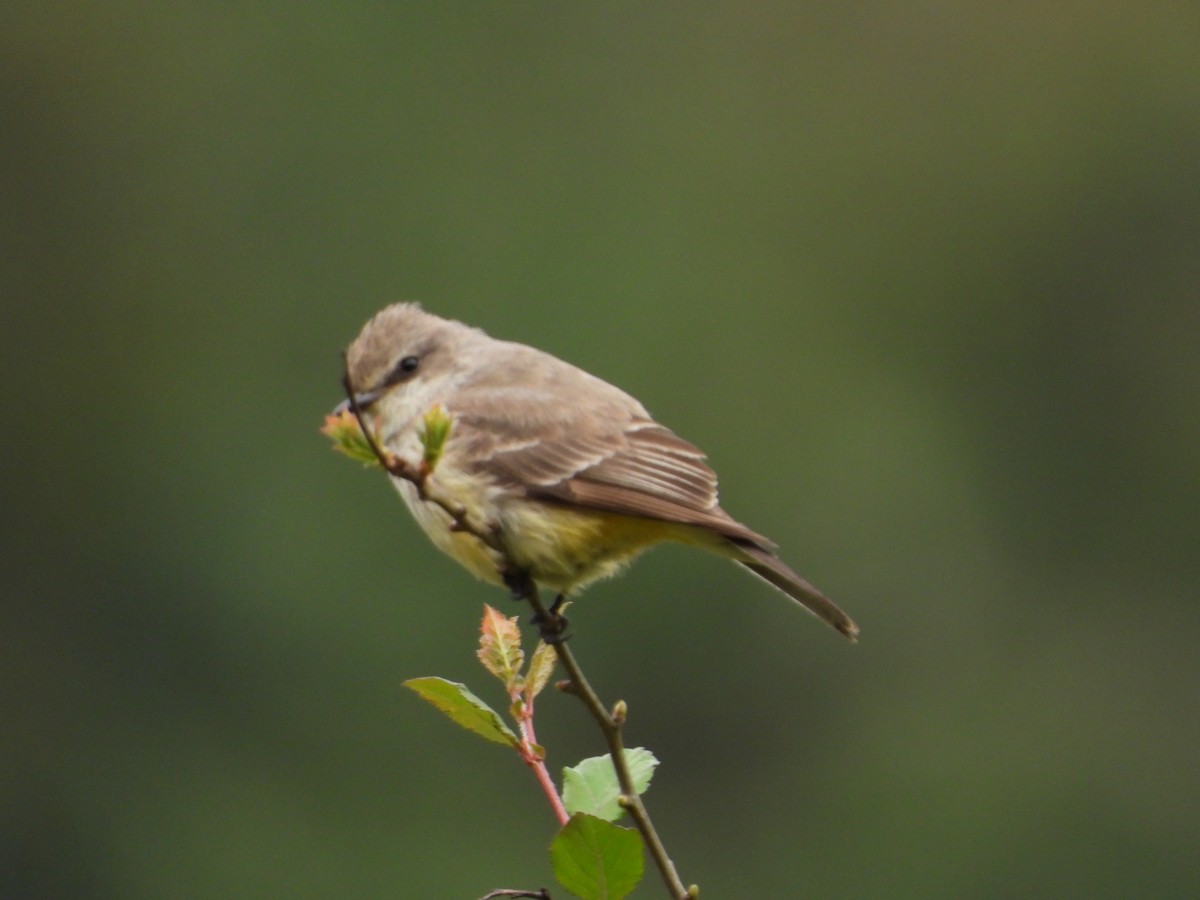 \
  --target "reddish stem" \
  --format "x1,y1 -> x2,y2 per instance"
515,696 -> 569,825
